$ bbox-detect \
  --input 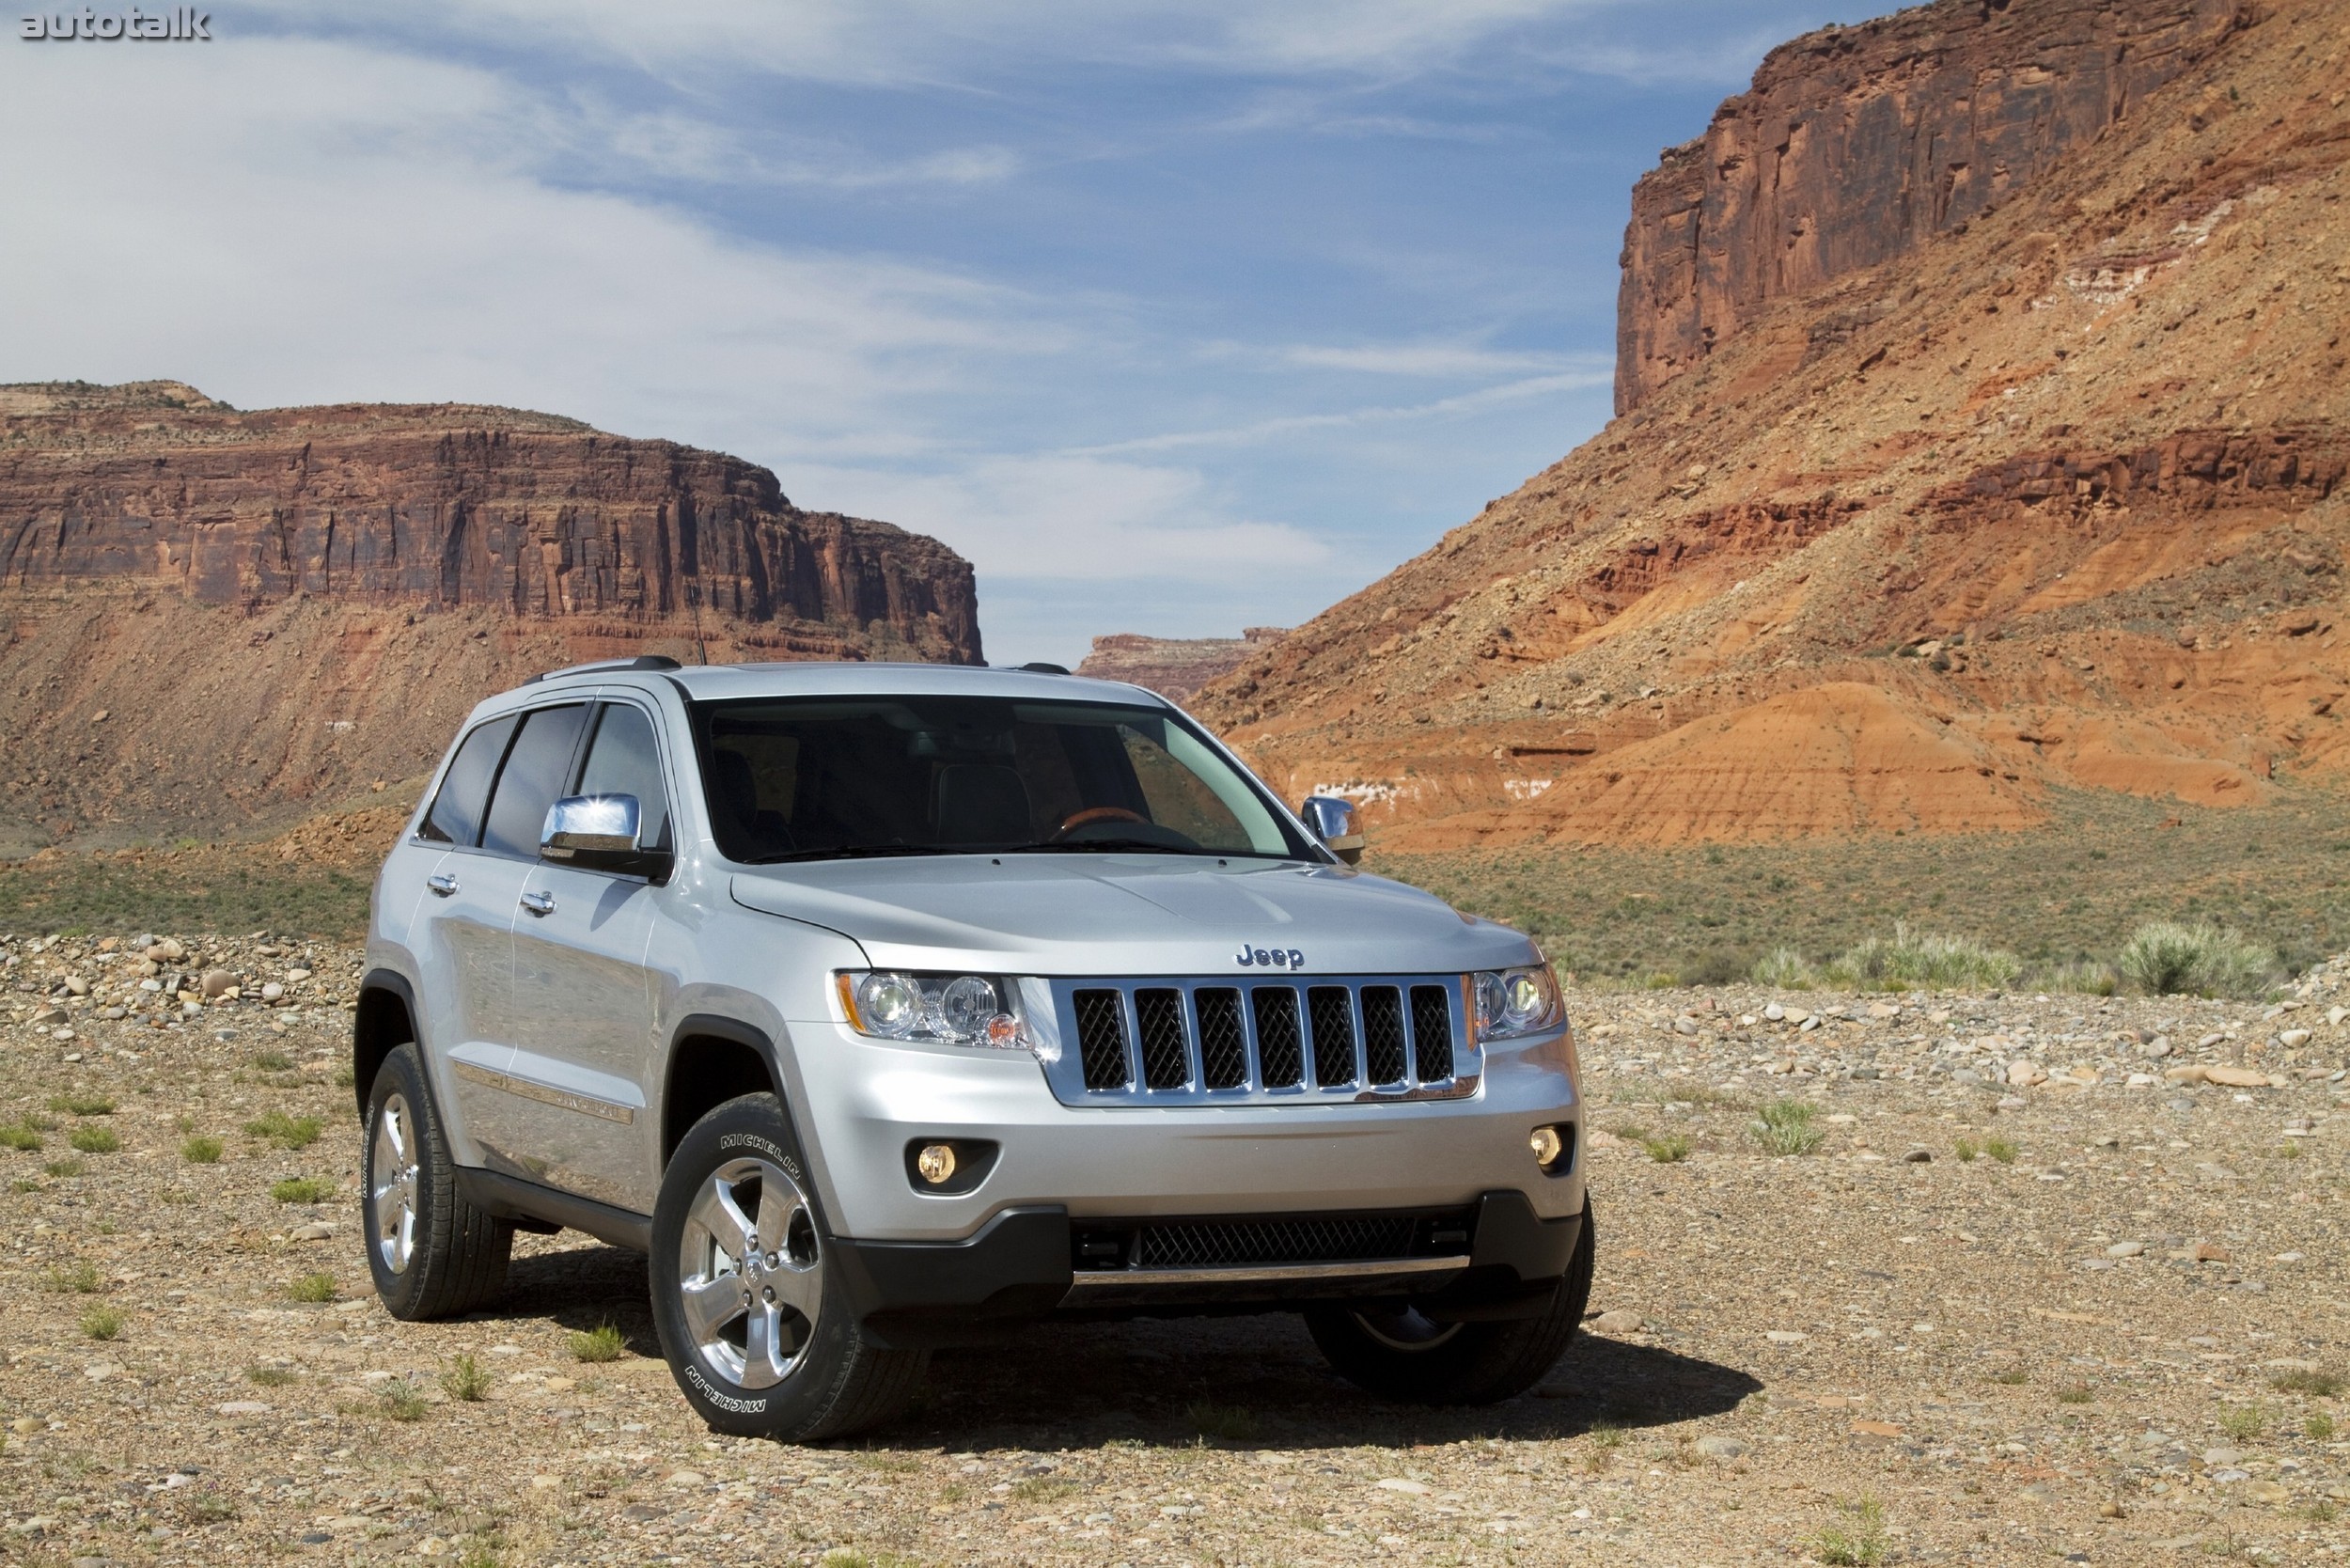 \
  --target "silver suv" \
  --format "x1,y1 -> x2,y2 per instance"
357,658 -> 1590,1439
